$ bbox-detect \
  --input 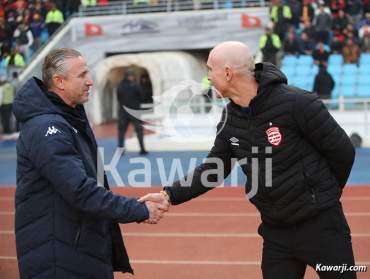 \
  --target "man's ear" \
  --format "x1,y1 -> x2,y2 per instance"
225,66 -> 233,82
52,74 -> 64,90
